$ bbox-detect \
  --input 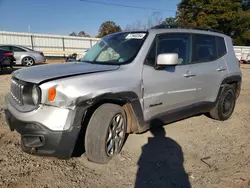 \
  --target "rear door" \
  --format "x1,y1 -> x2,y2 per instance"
10,46 -> 27,64
190,34 -> 229,103
142,33 -> 200,121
